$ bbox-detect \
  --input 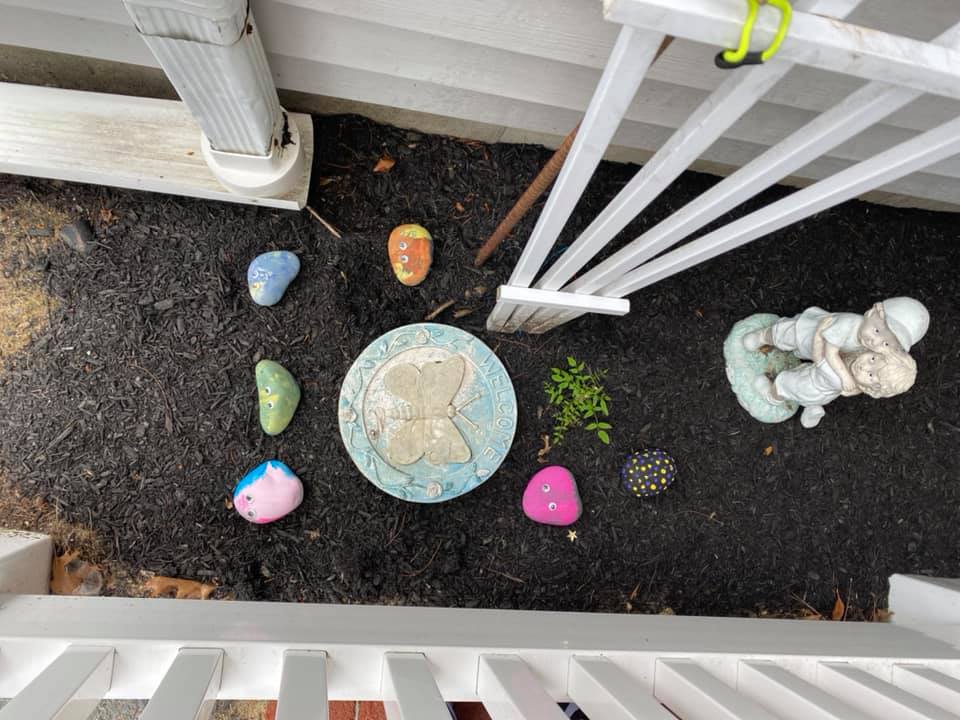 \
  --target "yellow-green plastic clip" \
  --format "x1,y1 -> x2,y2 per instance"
715,0 -> 792,69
